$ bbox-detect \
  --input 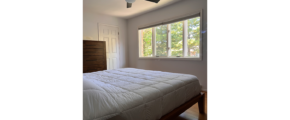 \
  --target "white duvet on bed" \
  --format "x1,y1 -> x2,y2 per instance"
83,68 -> 201,120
